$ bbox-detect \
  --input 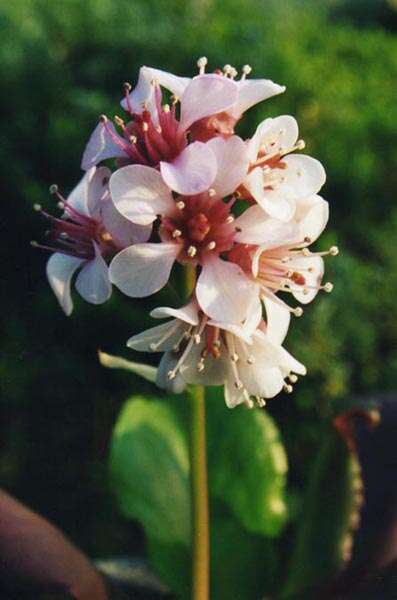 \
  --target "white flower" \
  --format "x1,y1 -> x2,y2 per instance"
127,298 -> 306,408
34,167 -> 151,315
243,115 -> 326,221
